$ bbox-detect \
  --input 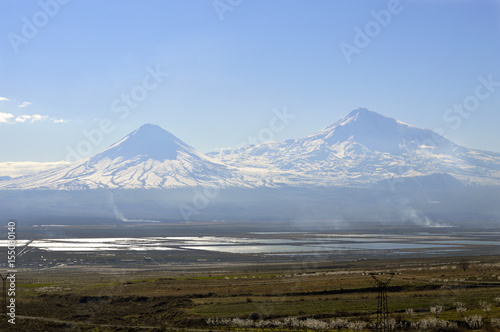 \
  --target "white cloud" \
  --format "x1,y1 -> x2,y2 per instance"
0,161 -> 70,178
14,114 -> 48,123
14,115 -> 30,123
30,114 -> 46,122
0,112 -> 68,125
0,112 -> 14,123
0,97 -> 9,102
17,101 -> 31,108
